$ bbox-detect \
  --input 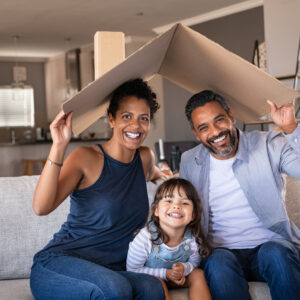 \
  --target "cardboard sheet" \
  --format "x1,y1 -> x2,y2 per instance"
63,23 -> 300,135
